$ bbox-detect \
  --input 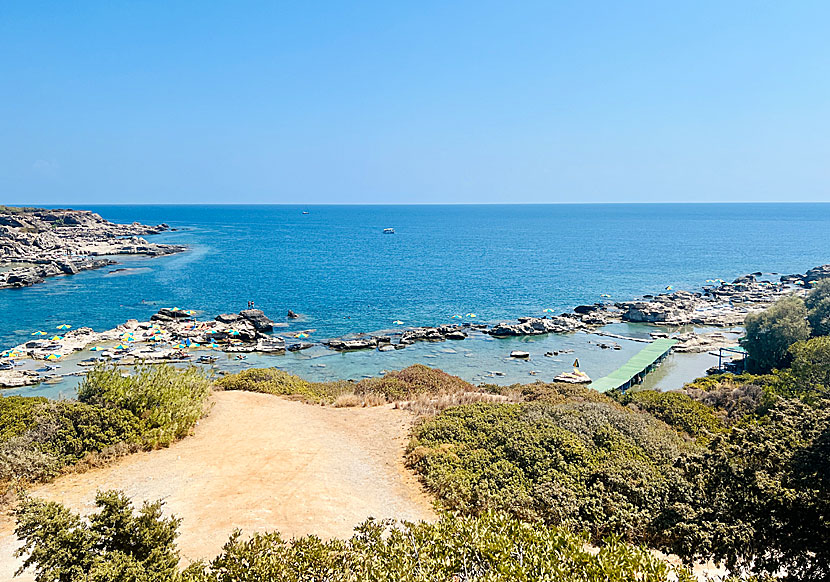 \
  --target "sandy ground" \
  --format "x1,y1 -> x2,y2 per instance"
0,391 -> 435,580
